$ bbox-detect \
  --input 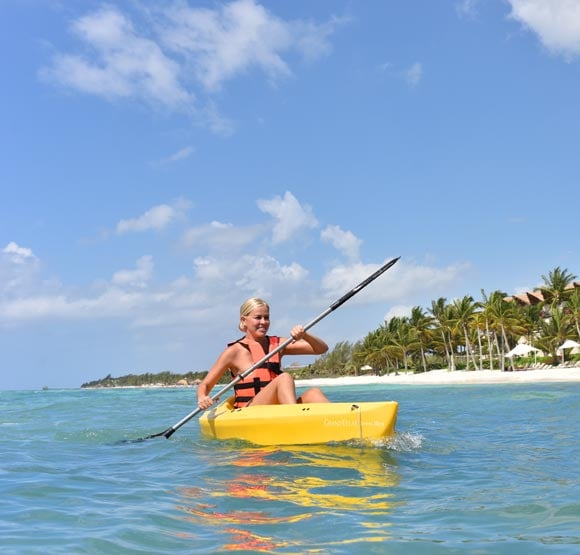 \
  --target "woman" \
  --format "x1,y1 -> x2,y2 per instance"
197,298 -> 330,410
